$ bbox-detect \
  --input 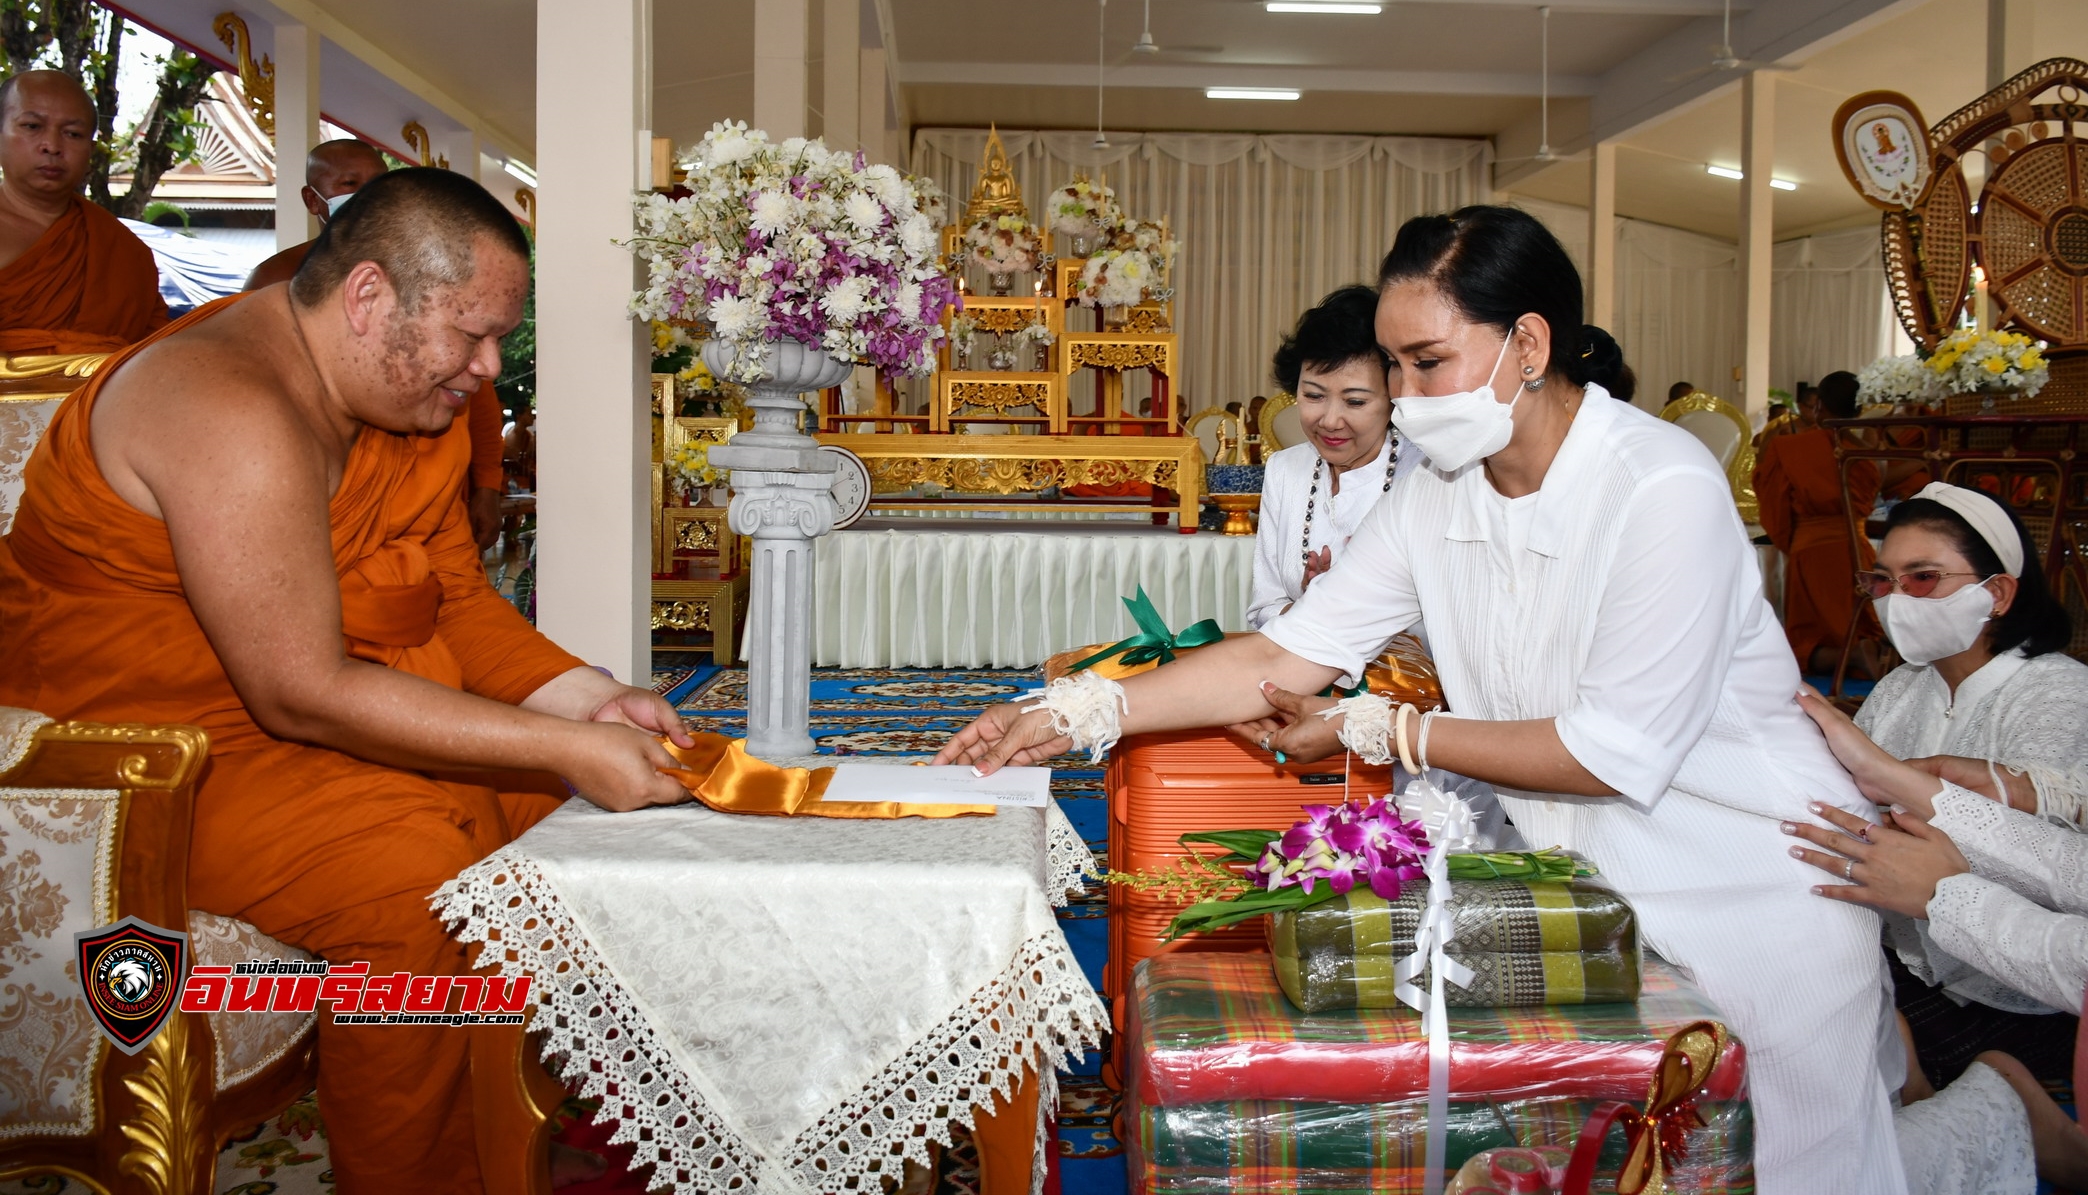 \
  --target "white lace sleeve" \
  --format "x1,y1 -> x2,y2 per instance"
1929,782 -> 2088,916
1925,872 -> 2088,1014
